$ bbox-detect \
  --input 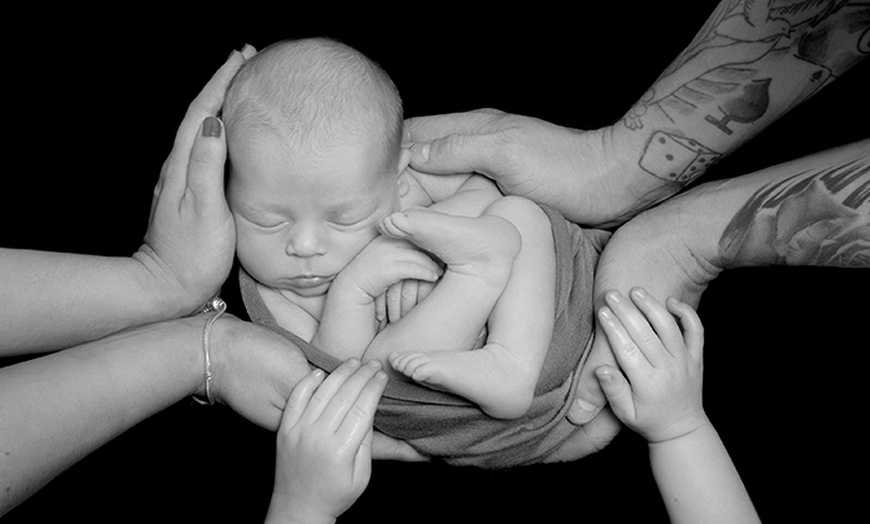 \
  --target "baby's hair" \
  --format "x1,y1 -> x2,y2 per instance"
223,37 -> 404,169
